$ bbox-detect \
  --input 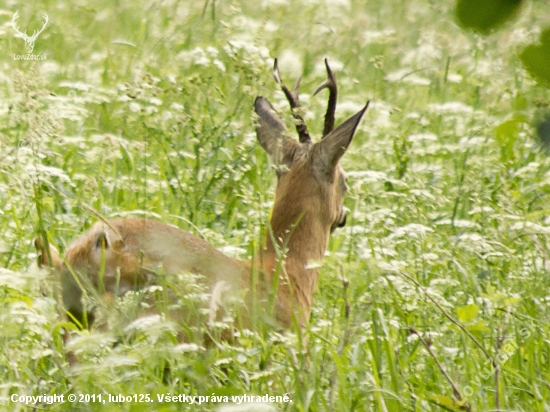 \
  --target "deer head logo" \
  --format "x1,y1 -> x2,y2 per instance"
11,11 -> 49,54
